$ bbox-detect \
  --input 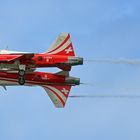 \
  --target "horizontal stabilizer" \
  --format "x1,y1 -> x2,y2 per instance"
55,71 -> 69,77
57,65 -> 71,71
